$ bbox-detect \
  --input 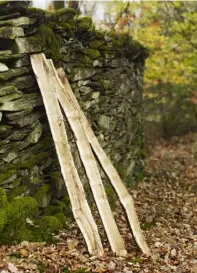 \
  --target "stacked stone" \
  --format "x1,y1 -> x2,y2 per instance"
58,16 -> 148,182
0,1 -> 148,243
0,2 -> 66,208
